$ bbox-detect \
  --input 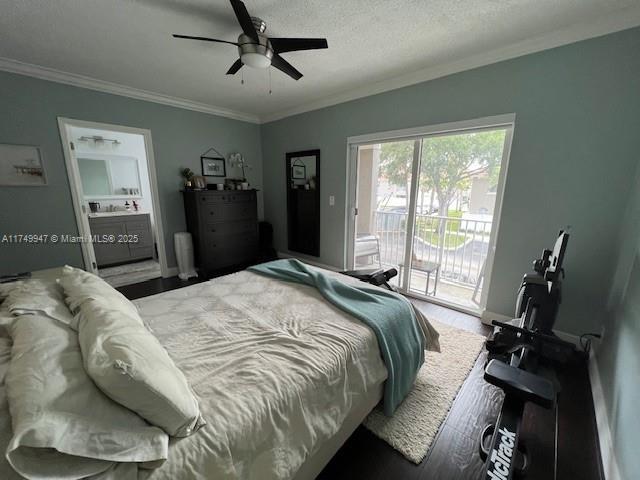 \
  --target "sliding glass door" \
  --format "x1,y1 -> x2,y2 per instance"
348,119 -> 512,313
